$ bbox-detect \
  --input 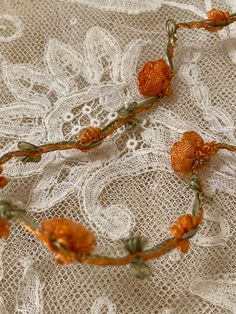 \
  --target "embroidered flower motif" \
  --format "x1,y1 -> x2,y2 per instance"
126,138 -> 138,150
36,218 -> 96,265
171,131 -> 218,174
137,59 -> 173,97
